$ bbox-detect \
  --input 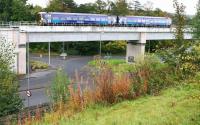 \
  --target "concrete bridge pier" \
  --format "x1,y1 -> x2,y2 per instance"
18,32 -> 27,74
126,33 -> 146,63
